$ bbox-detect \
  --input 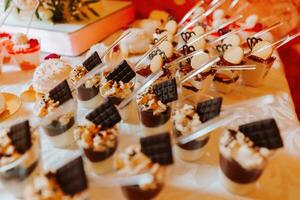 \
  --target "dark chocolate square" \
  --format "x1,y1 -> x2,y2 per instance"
105,60 -> 136,83
153,78 -> 178,104
86,100 -> 121,129
140,133 -> 173,165
238,118 -> 283,149
197,97 -> 223,123
82,51 -> 102,71
55,157 -> 88,196
8,120 -> 32,154
49,80 -> 73,105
